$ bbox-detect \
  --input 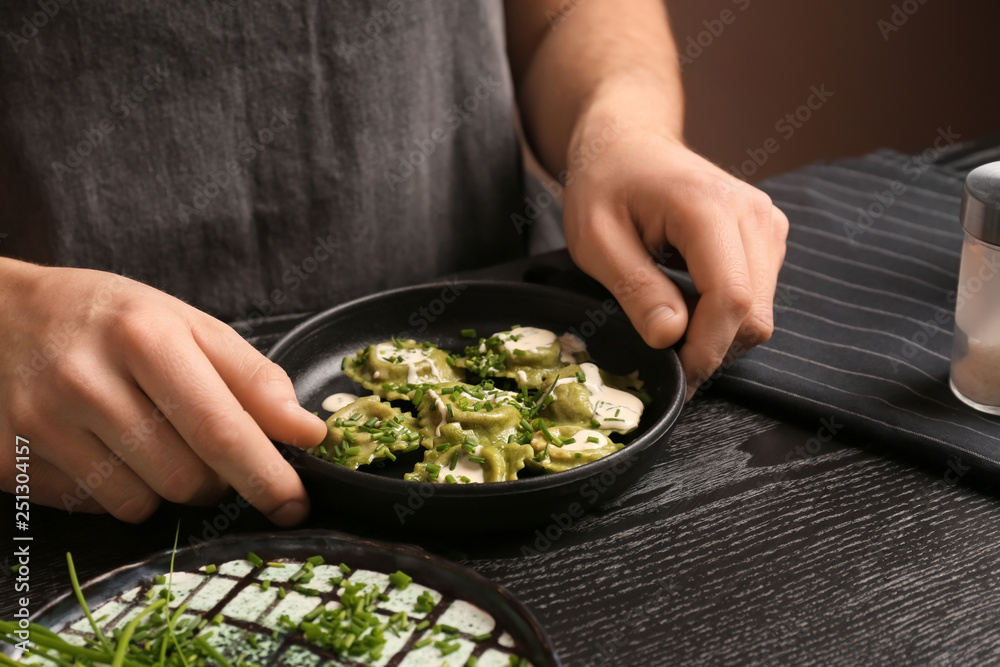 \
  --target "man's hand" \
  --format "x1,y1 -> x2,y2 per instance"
563,115 -> 788,400
0,260 -> 327,524
506,0 -> 789,398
